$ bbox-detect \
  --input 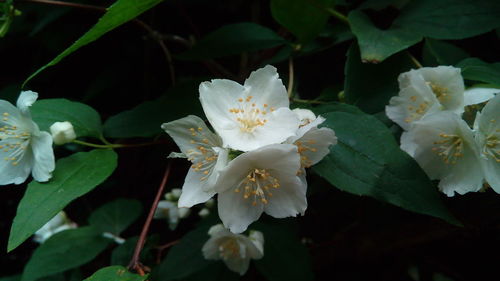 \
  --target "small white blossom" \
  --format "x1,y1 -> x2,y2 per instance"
199,65 -> 300,152
162,115 -> 229,208
202,224 -> 264,275
198,208 -> 210,217
154,200 -> 190,230
49,121 -> 76,145
386,66 -> 465,130
0,91 -> 55,185
33,211 -> 77,243
214,144 -> 306,233
400,111 -> 483,196
474,94 -> 500,192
